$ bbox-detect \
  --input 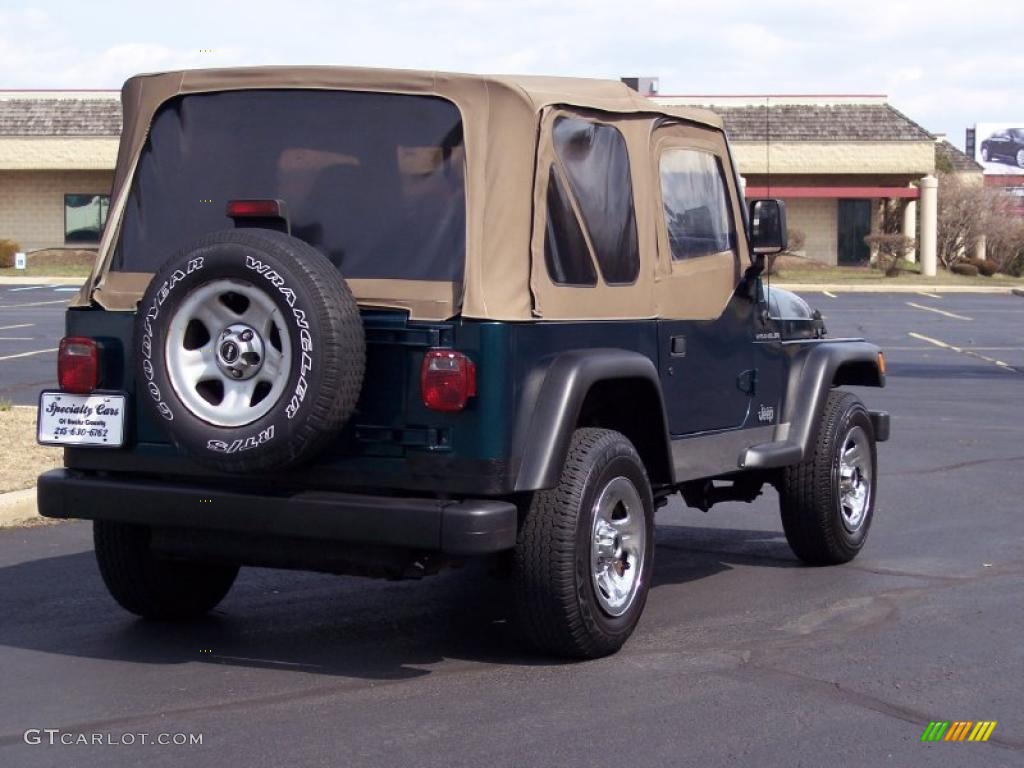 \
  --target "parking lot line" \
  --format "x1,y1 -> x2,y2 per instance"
0,323 -> 33,331
0,299 -> 68,309
0,347 -> 58,362
8,285 -> 45,292
916,291 -> 943,299
0,337 -> 34,341
908,331 -> 1019,373
822,290 -> 837,298
906,301 -> 973,321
